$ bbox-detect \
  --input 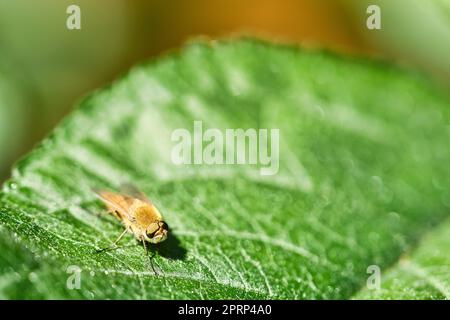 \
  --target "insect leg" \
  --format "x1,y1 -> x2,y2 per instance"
142,239 -> 160,276
95,228 -> 128,253
154,243 -> 165,277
